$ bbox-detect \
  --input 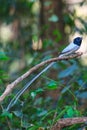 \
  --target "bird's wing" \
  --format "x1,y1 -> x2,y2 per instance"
59,42 -> 80,57
62,42 -> 77,53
